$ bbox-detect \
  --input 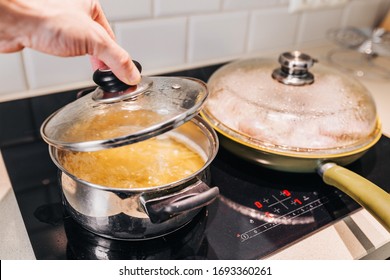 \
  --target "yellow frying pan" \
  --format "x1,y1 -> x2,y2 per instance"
201,51 -> 390,232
